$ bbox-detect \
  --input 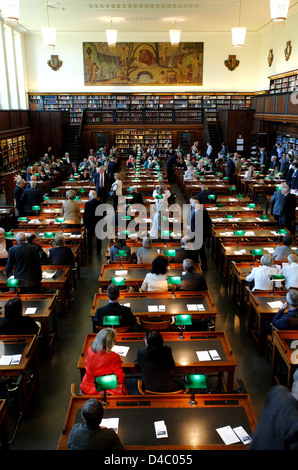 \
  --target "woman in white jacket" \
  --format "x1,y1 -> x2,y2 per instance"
111,173 -> 122,210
